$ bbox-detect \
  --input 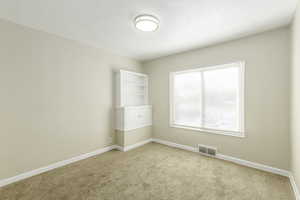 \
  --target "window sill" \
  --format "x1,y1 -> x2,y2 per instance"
170,124 -> 245,138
